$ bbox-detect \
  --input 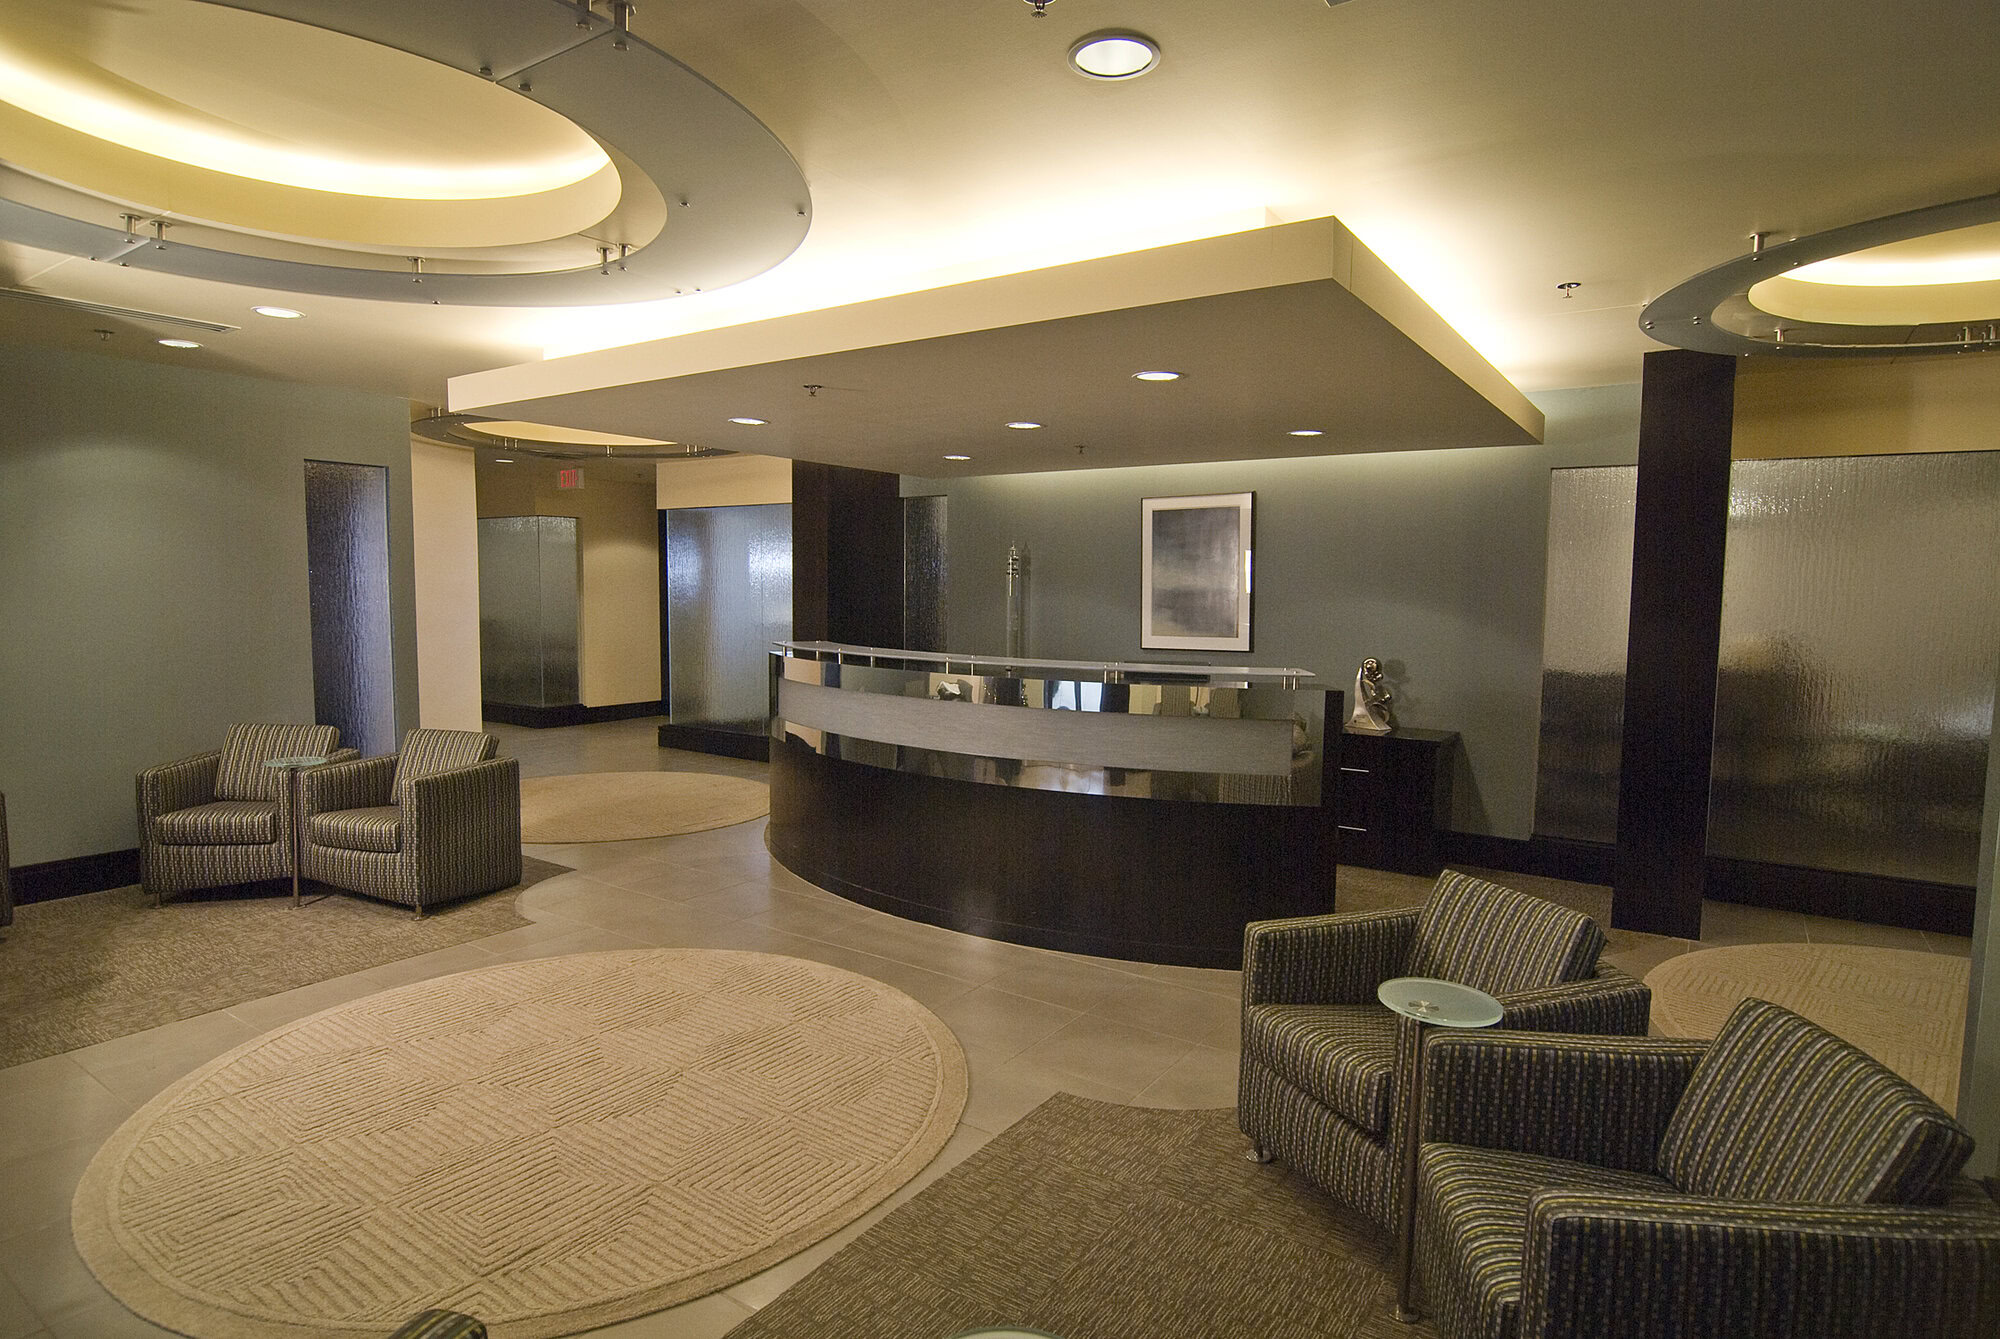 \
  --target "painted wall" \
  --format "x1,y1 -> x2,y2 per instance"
409,438 -> 483,730
655,453 -> 792,508
904,385 -> 1642,839
0,343 -> 418,866
1734,354 -> 2000,459
474,460 -> 661,708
